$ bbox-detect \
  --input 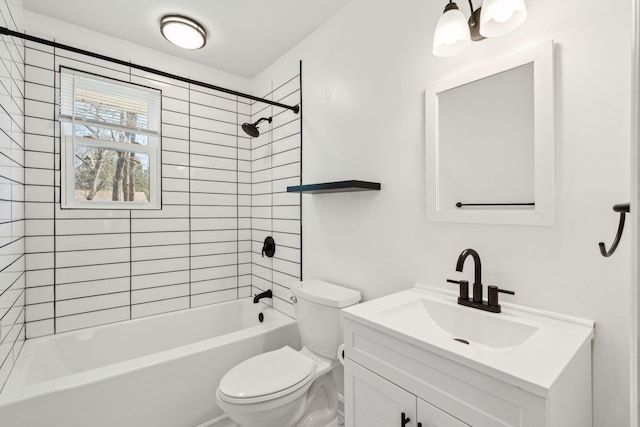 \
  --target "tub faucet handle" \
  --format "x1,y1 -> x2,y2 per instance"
262,236 -> 276,258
